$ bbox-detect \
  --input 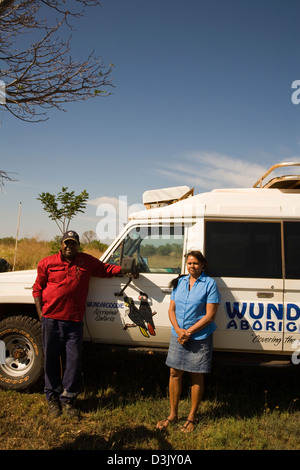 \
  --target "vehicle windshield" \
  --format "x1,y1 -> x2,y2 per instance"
107,225 -> 184,274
